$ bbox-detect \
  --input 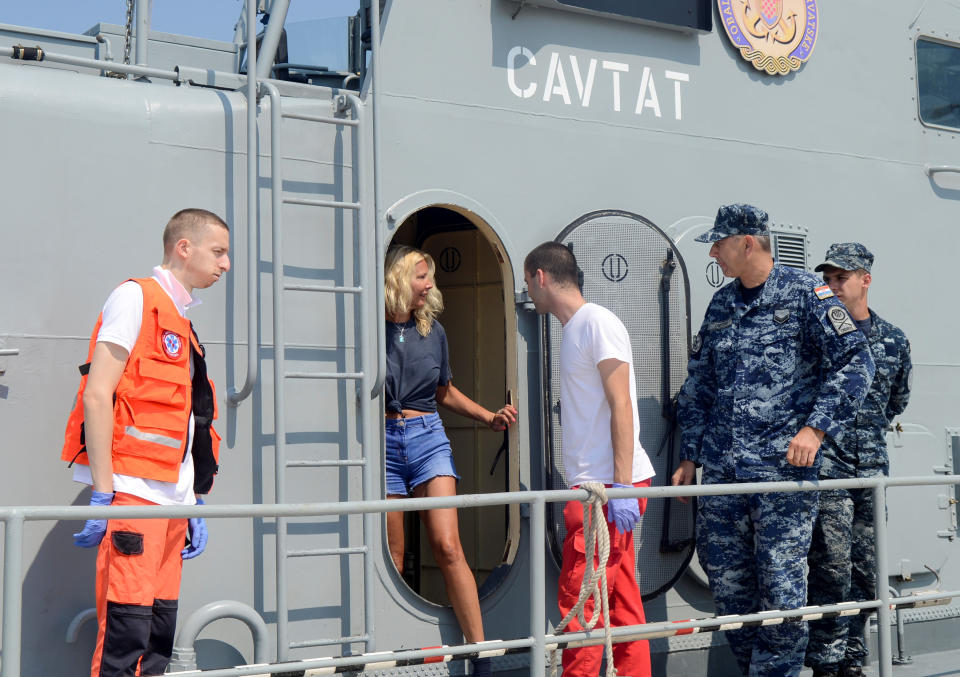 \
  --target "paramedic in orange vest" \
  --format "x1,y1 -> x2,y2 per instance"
62,208 -> 230,677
